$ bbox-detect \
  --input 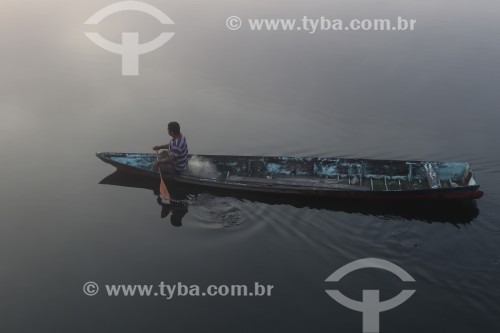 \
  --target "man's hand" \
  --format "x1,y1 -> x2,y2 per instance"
155,156 -> 174,168
153,146 -> 160,151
